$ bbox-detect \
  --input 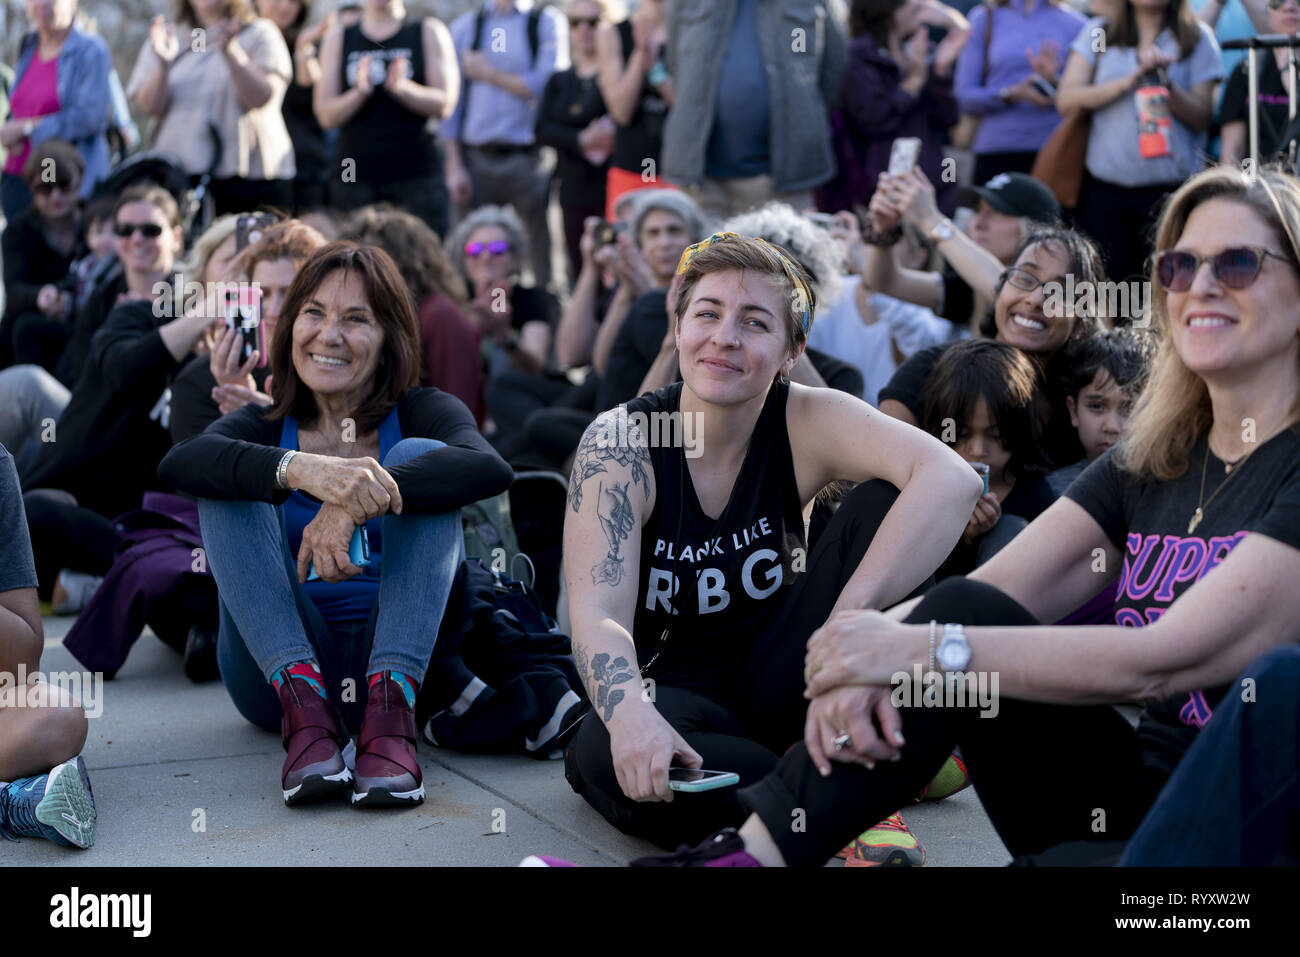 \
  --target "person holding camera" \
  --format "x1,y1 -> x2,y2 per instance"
20,184 -> 206,606
159,241 -> 513,808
